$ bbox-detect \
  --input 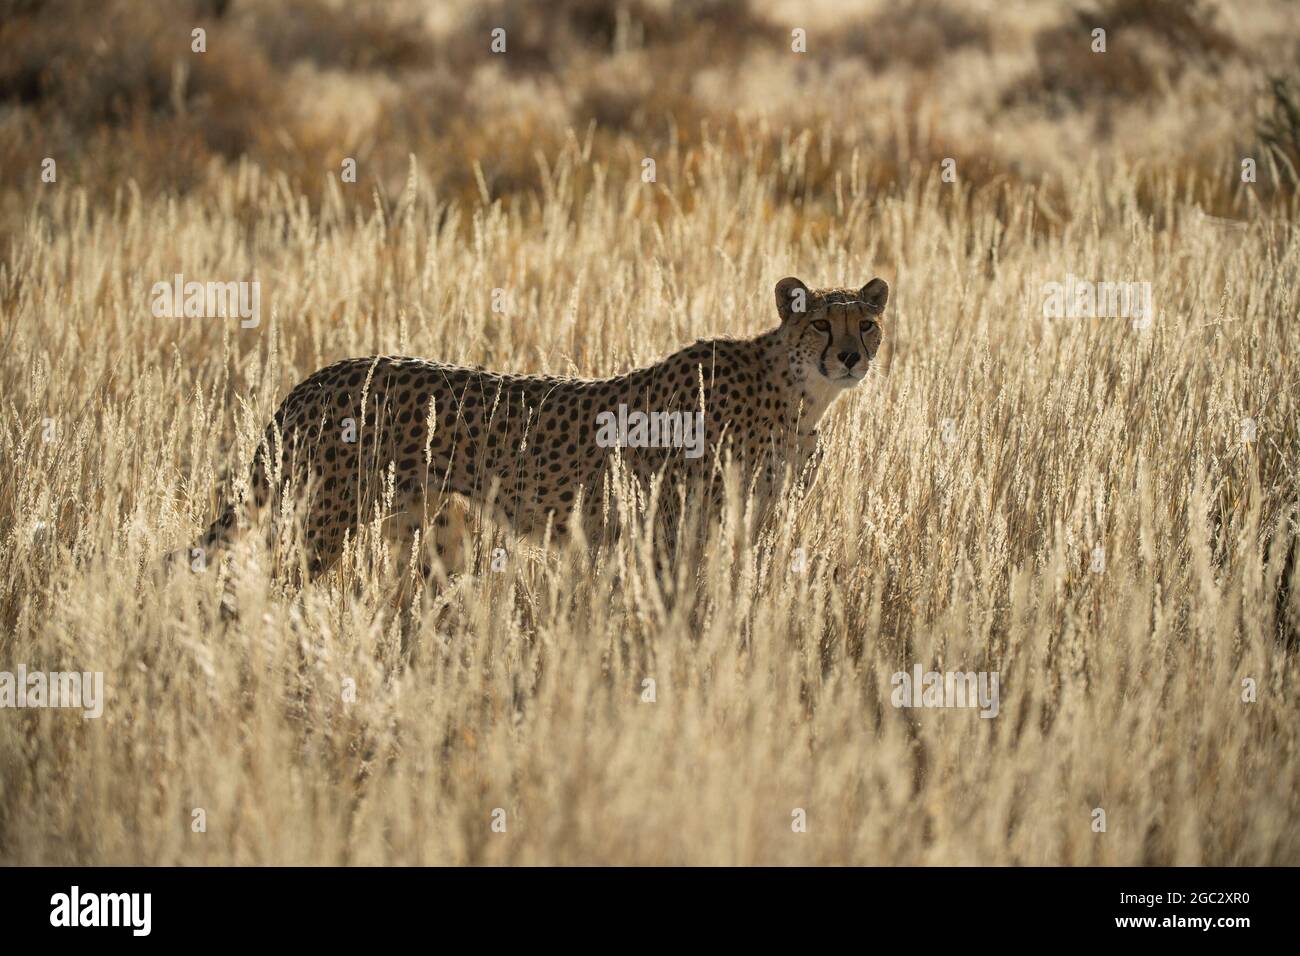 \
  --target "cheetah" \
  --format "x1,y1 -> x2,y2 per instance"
188,276 -> 889,580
